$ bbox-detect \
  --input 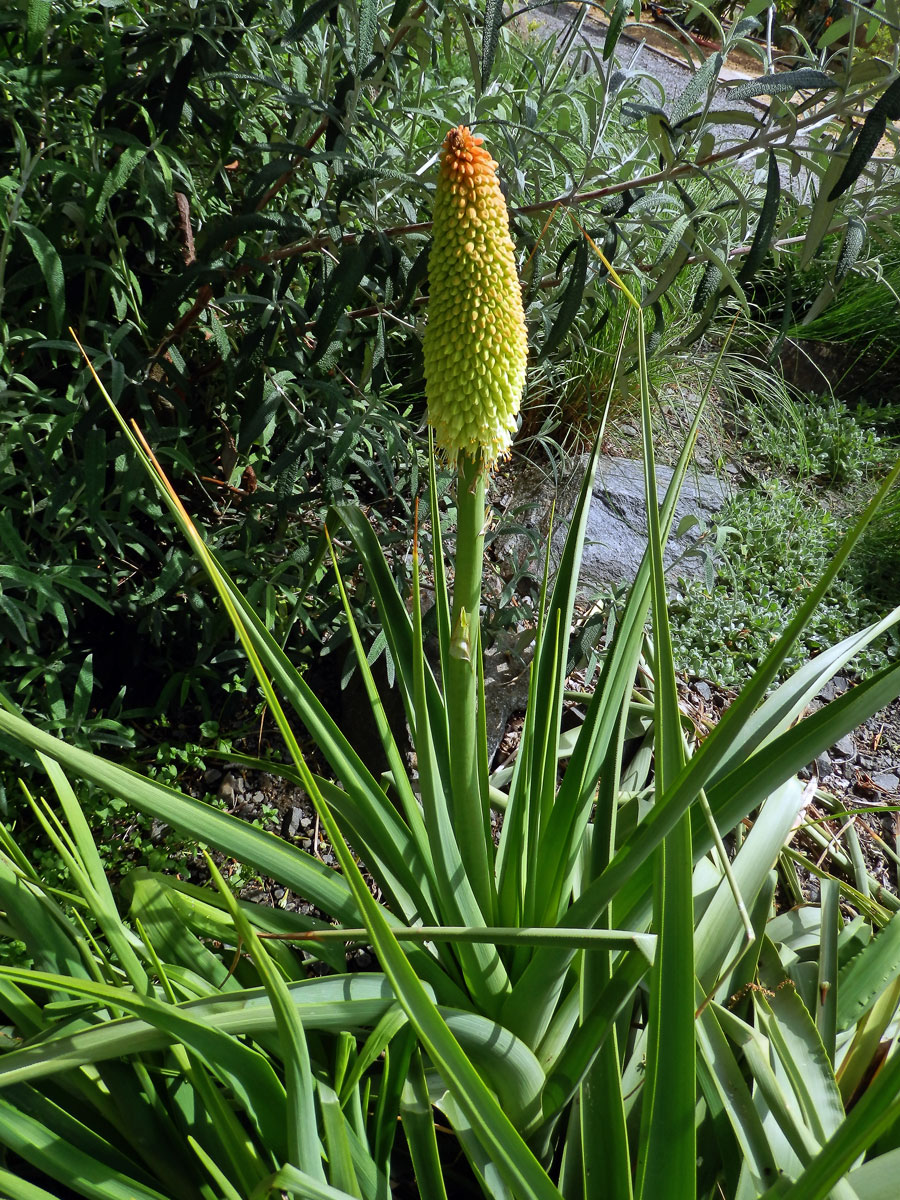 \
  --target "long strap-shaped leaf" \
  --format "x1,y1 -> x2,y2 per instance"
208,856 -> 325,1184
707,608 -> 900,788
207,555 -> 445,933
0,1095 -> 171,1200
0,974 -> 402,1087
409,523 -> 510,1011
0,710 -> 355,921
505,453 -> 900,1038
610,658 -> 900,939
67,337 -> 556,1189
330,502 -> 451,784
532,322 -> 722,936
633,306 -> 695,1200
501,341 -> 716,1041
0,966 -> 289,1157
